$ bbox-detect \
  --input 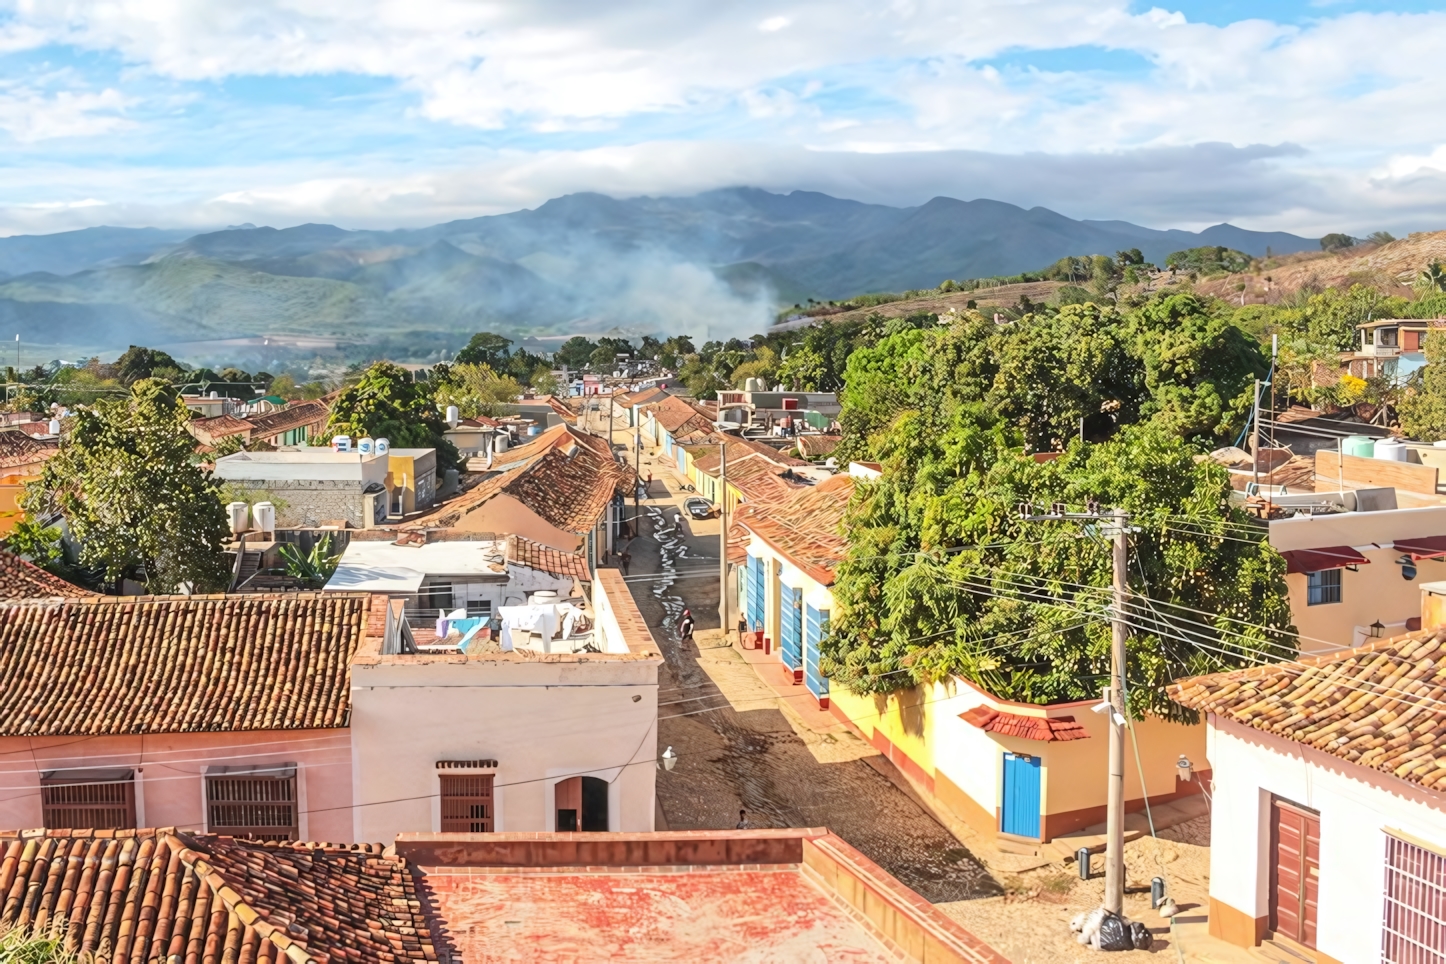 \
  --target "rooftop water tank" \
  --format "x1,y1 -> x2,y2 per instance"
1342,435 -> 1376,458
47,418 -> 60,435
331,435 -> 352,453
526,424 -> 540,436
375,437 -> 391,455
227,501 -> 249,535
494,434 -> 509,453
1374,438 -> 1408,462
252,501 -> 275,535
445,405 -> 459,427
357,436 -> 375,456
530,590 -> 559,607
